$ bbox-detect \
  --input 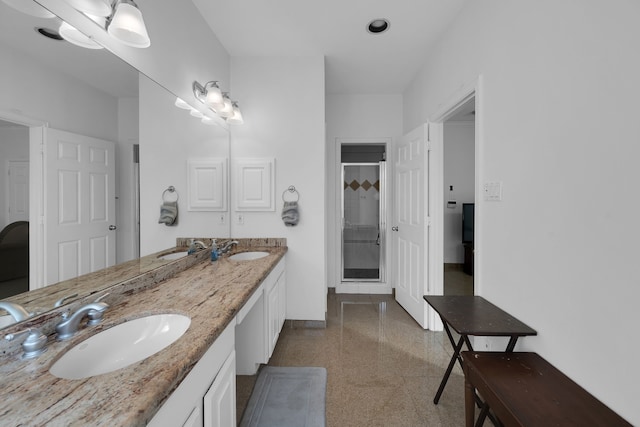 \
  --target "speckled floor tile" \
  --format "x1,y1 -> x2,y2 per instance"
236,292 -> 465,426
